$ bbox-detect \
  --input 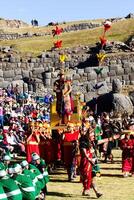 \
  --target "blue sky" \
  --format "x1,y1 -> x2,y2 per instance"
0,0 -> 134,26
